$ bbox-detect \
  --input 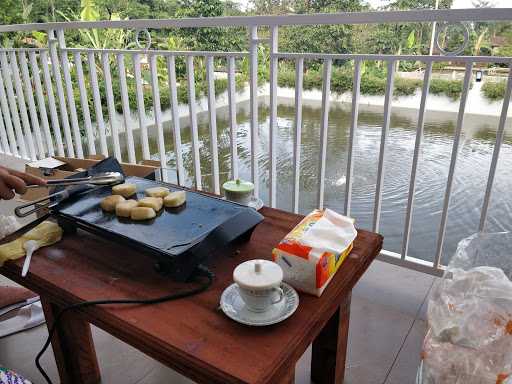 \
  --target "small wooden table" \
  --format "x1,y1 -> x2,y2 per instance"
1,207 -> 382,384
